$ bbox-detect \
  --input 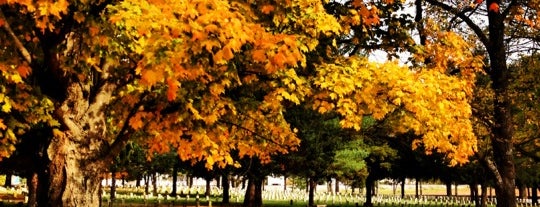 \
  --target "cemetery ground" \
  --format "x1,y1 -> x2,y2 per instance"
0,182 -> 529,207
